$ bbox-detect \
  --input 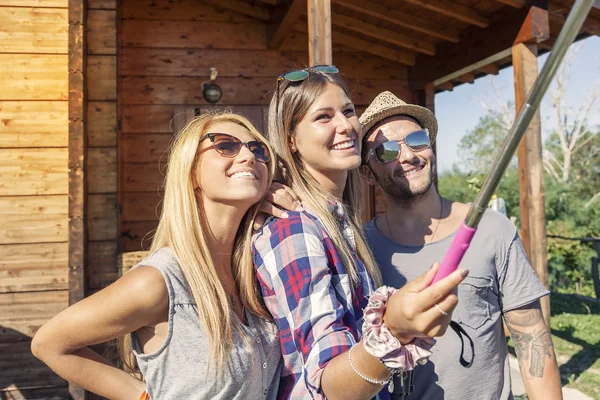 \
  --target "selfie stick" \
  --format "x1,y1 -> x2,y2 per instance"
431,0 -> 595,285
